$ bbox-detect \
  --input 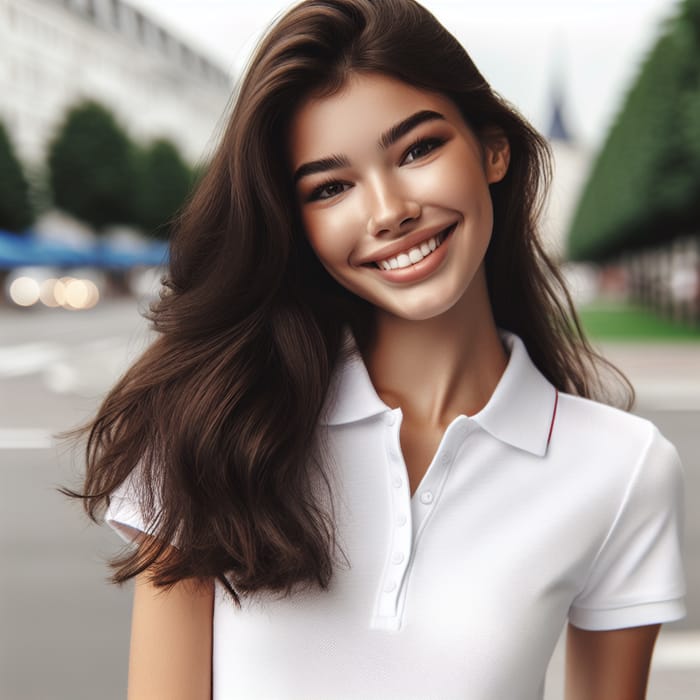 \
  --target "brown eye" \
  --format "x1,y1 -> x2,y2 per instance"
309,181 -> 351,201
402,137 -> 445,165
